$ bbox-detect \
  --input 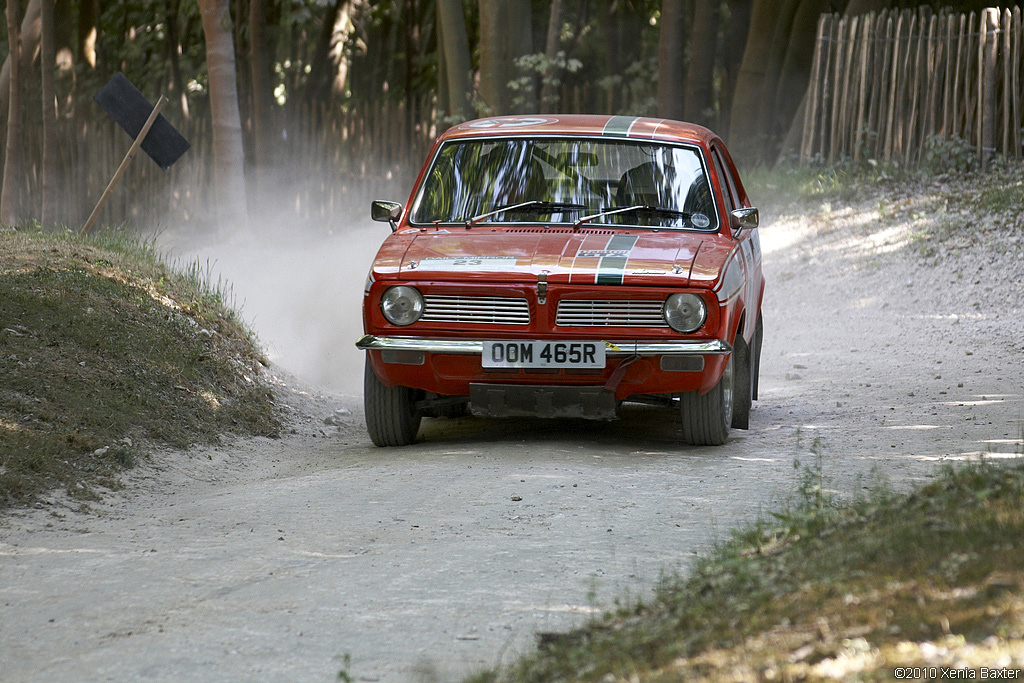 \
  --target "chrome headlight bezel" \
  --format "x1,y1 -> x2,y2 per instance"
663,293 -> 707,333
380,286 -> 424,326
